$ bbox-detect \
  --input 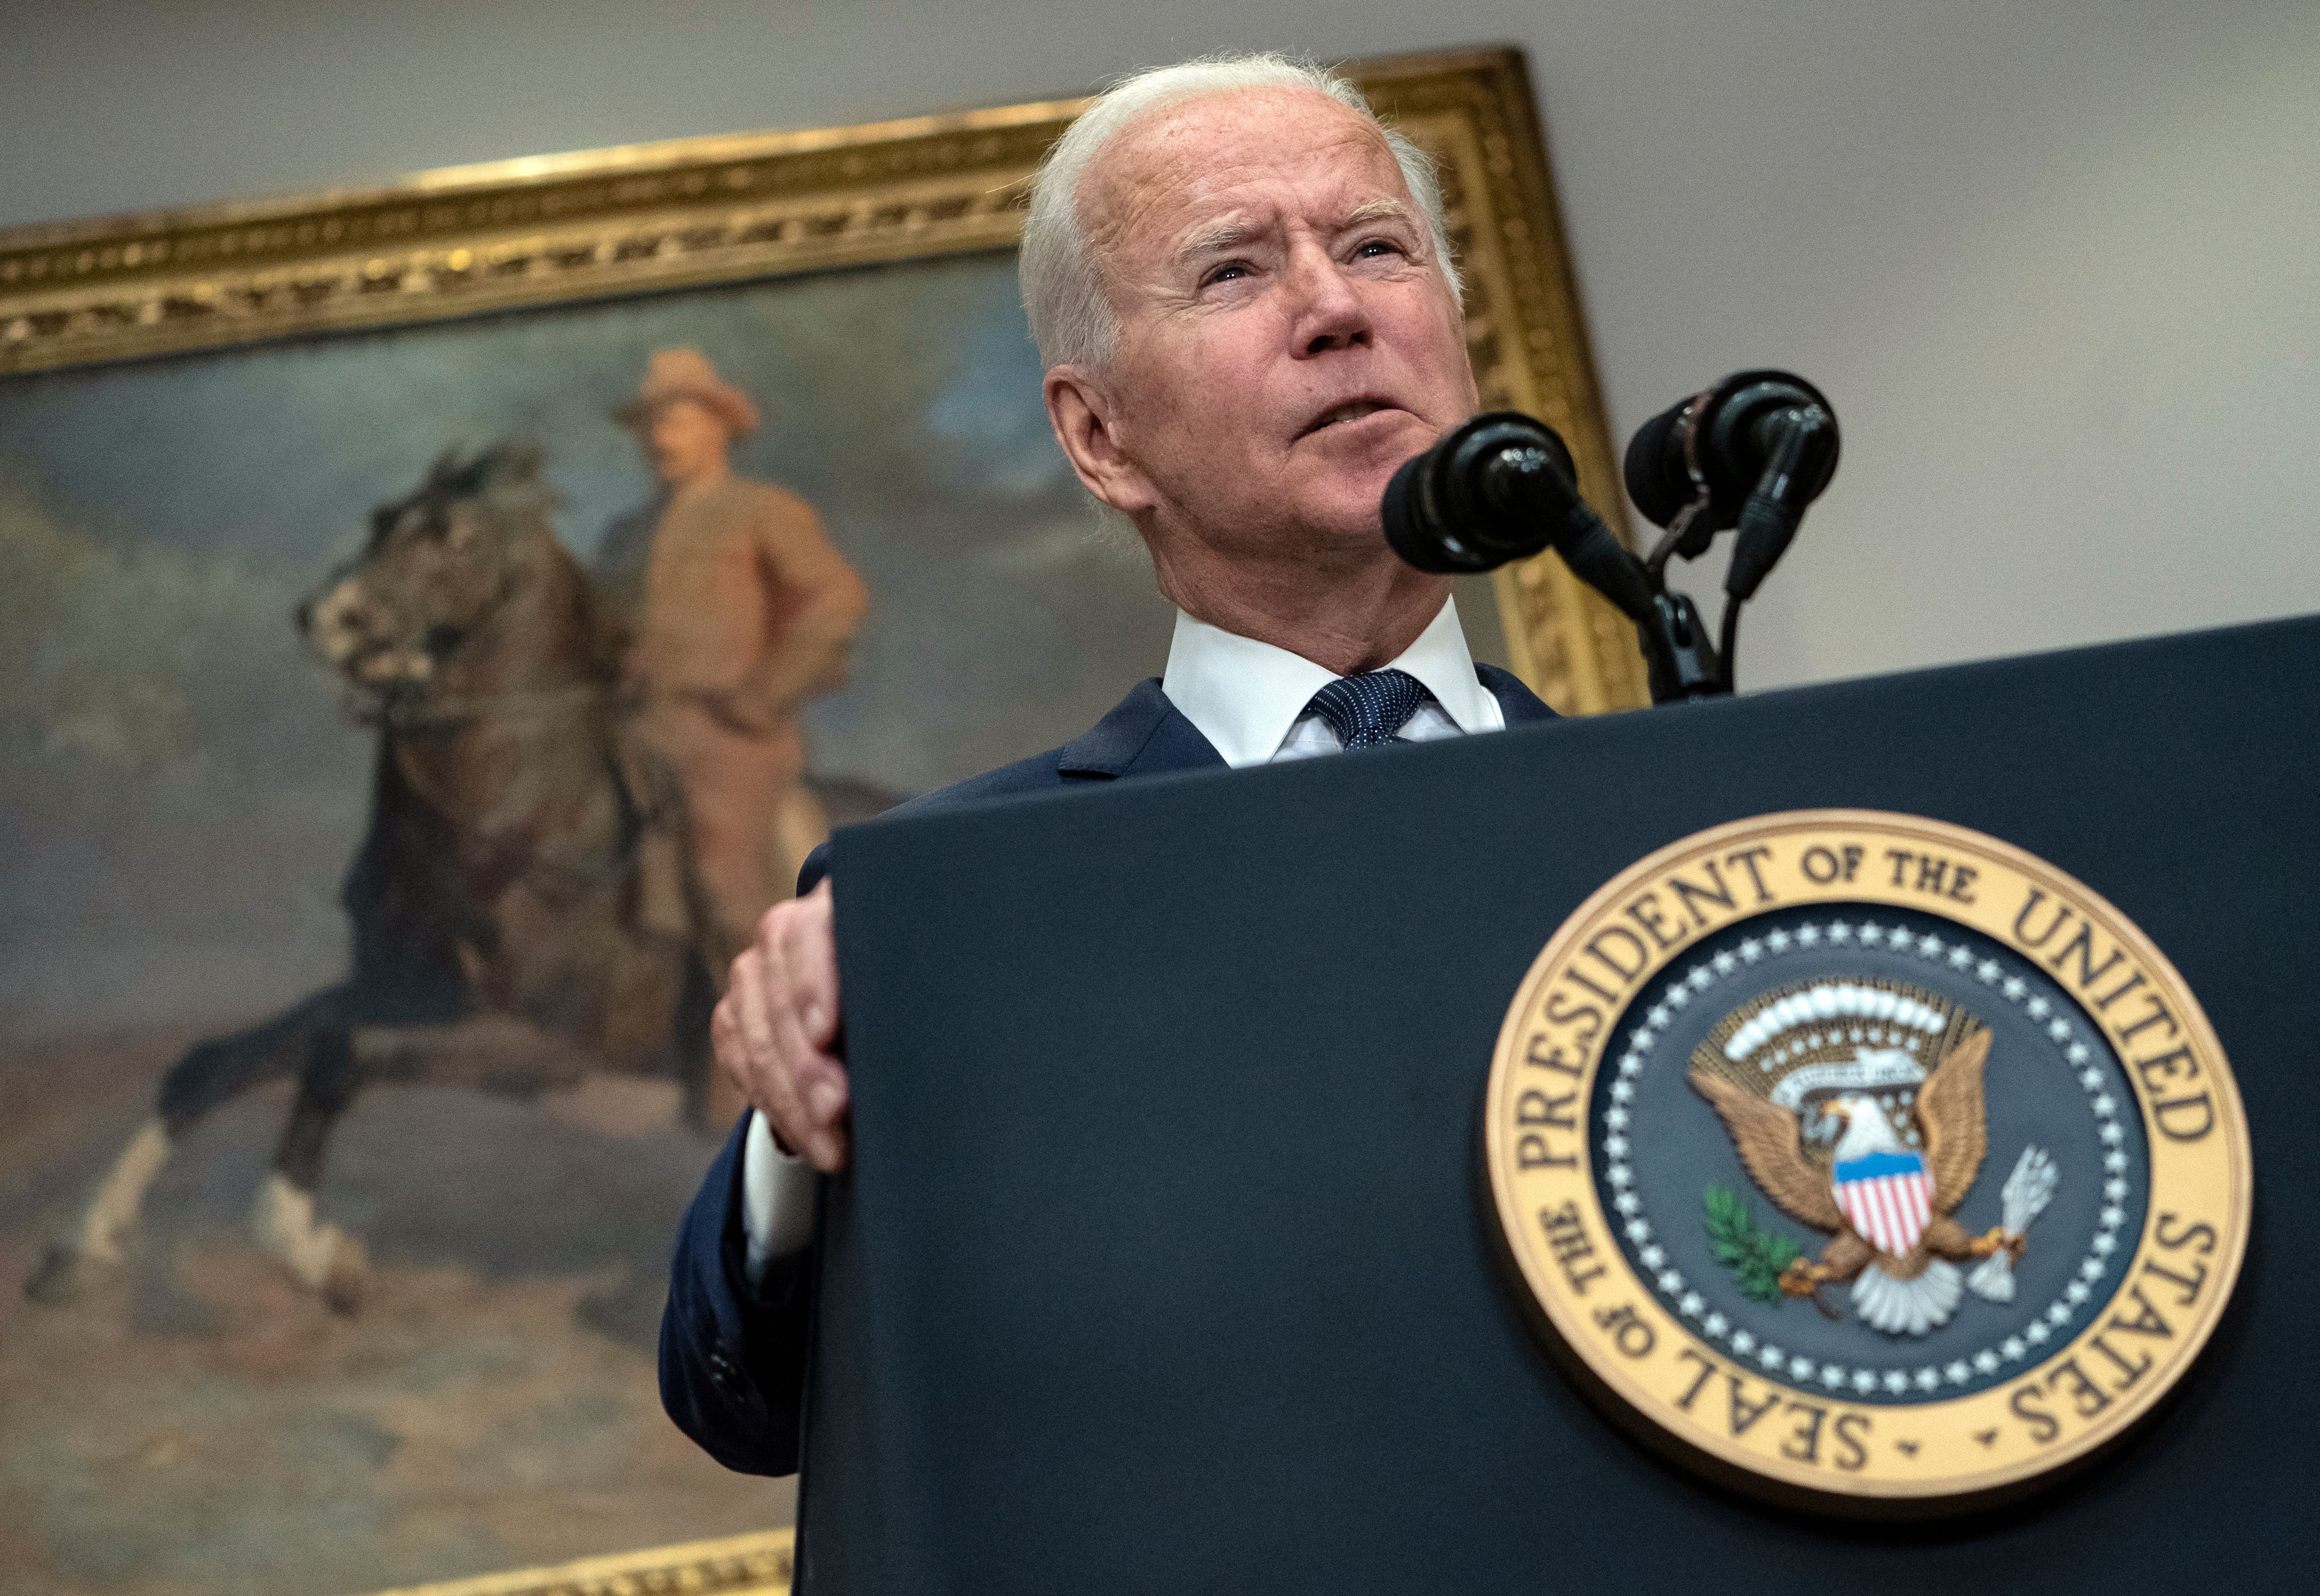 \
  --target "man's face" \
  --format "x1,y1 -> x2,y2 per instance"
644,397 -> 731,484
1062,87 -> 1478,564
